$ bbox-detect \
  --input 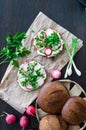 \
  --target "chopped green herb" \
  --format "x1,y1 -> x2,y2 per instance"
21,81 -> 27,86
35,37 -> 40,42
36,68 -> 44,78
40,34 -> 44,39
36,42 -> 43,48
34,29 -> 63,57
19,62 -> 45,89
11,59 -> 19,67
44,33 -> 60,48
31,30 -> 35,33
